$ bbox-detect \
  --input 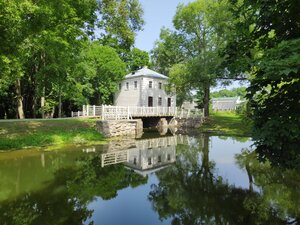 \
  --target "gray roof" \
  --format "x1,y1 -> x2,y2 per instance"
125,67 -> 168,80
211,97 -> 239,102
